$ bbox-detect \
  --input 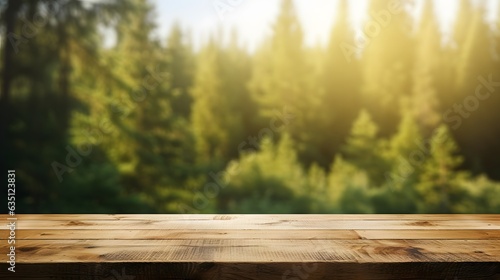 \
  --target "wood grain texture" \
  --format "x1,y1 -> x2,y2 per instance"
5,229 -> 500,240
10,217 -> 500,230
0,214 -> 499,279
